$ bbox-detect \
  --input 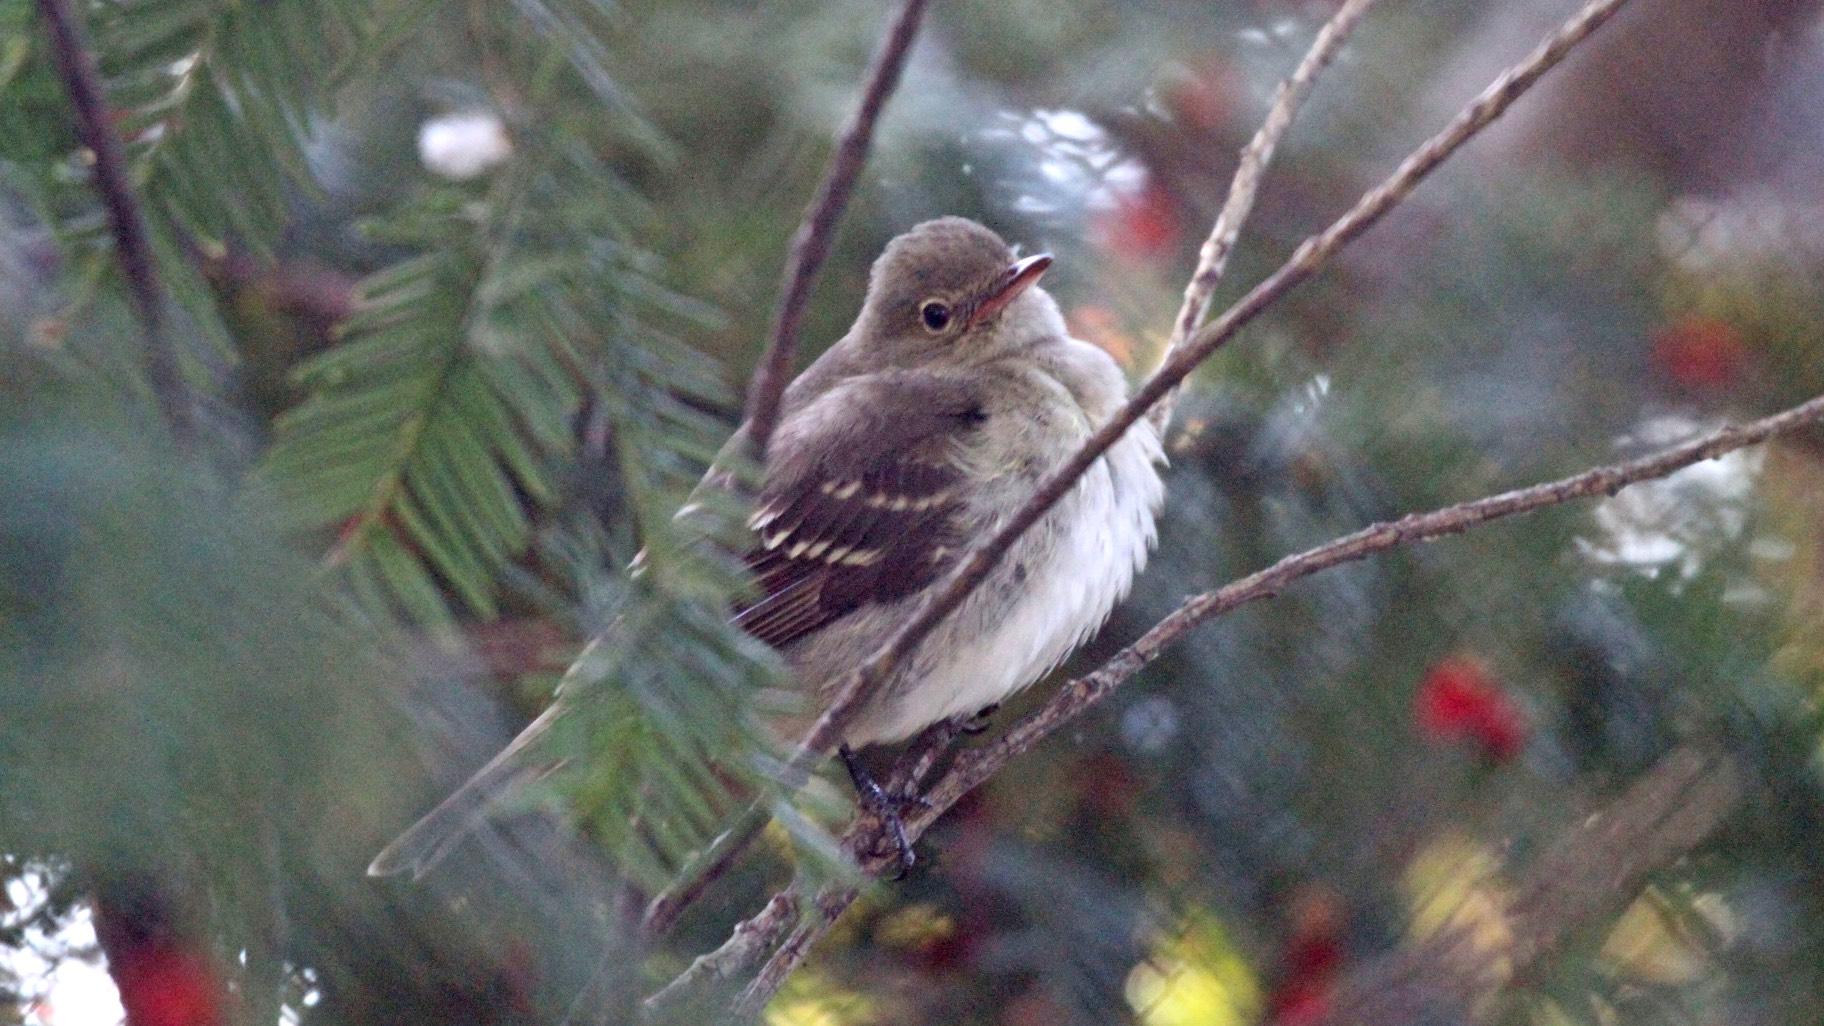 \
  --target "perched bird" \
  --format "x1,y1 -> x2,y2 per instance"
369,217 -> 1165,878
